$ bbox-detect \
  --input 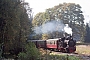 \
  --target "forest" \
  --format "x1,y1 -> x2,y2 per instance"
0,0 -> 90,59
